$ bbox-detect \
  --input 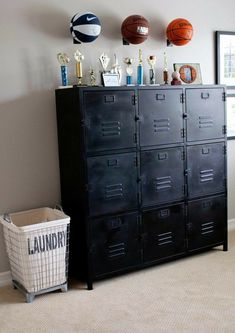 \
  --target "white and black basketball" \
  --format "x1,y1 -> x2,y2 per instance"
70,12 -> 101,44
